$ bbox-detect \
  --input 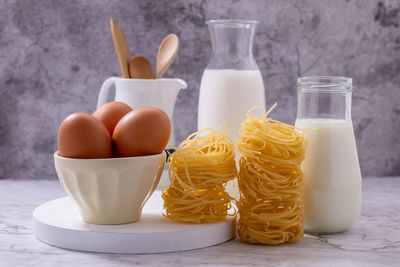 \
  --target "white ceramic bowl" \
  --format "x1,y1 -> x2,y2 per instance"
54,151 -> 166,225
